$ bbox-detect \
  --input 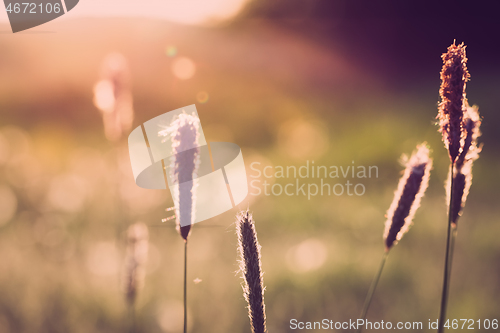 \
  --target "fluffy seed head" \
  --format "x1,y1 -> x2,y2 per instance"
236,211 -> 267,333
437,42 -> 469,162
383,144 -> 432,252
159,113 -> 200,241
